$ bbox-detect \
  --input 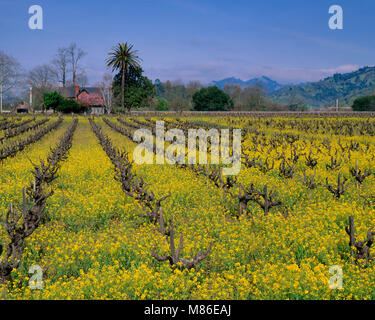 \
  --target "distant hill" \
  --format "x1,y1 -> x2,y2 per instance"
212,76 -> 285,93
270,66 -> 375,108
